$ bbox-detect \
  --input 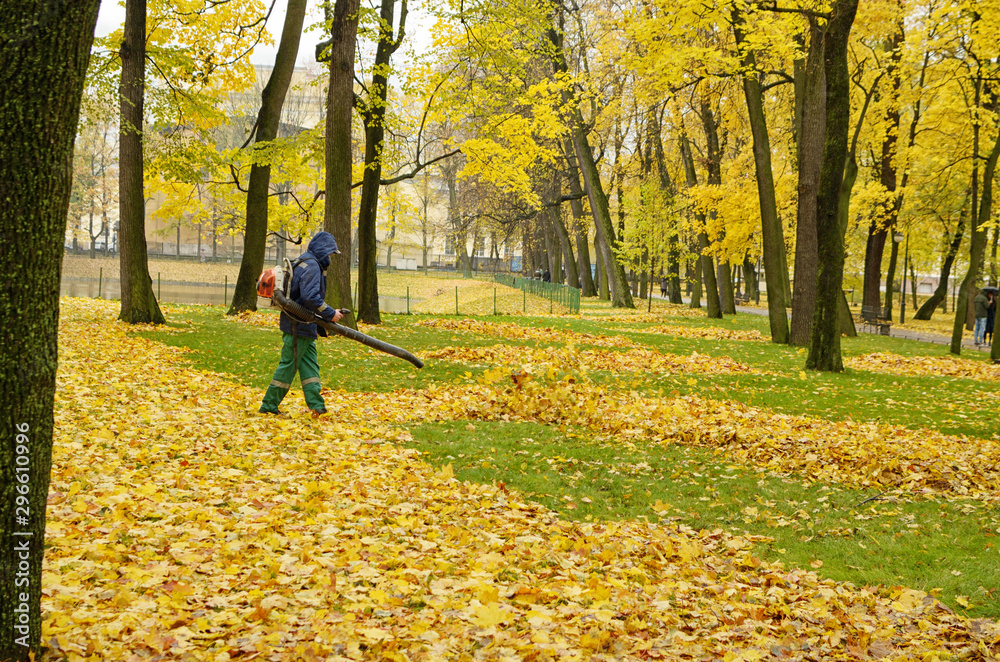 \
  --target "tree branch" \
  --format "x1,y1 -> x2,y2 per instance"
758,2 -> 830,19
